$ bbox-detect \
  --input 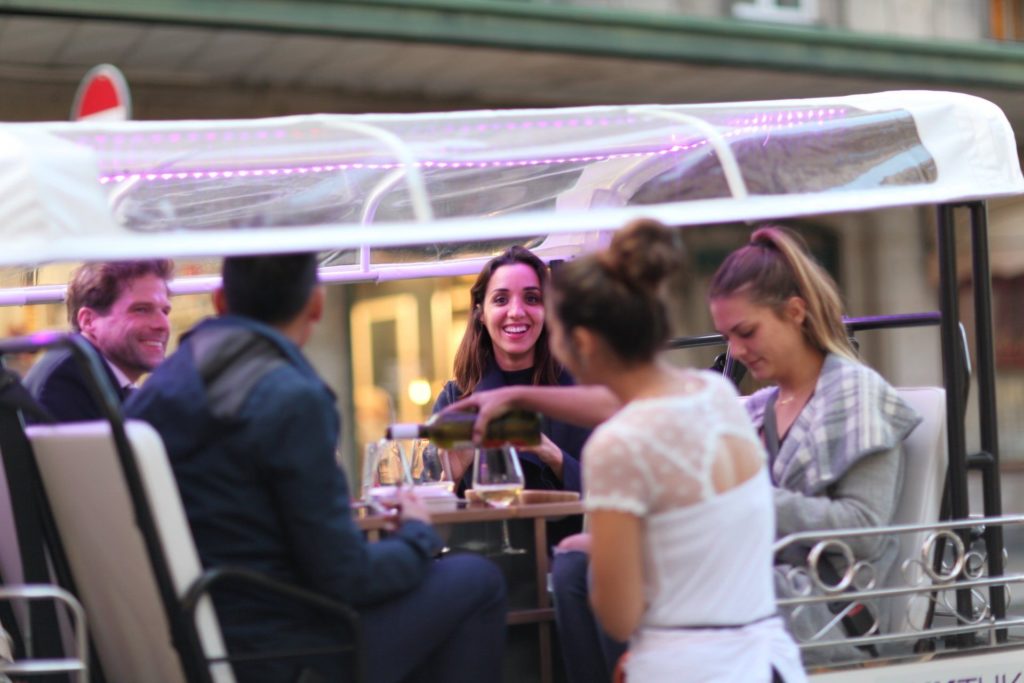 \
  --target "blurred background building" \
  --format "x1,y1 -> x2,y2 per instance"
1,0 -> 1024,512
